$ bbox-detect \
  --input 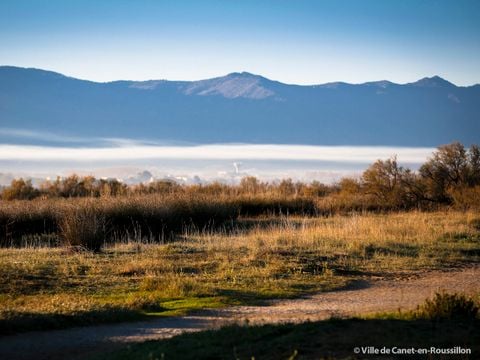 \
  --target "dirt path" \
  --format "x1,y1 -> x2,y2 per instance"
1,266 -> 479,360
